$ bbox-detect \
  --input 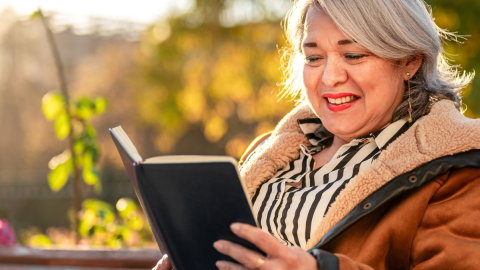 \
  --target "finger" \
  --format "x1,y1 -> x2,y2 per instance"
216,256 -> 278,270
154,254 -> 173,270
163,256 -> 173,270
230,223 -> 288,257
216,261 -> 248,270
214,240 -> 263,269
289,246 -> 304,252
153,259 -> 162,270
